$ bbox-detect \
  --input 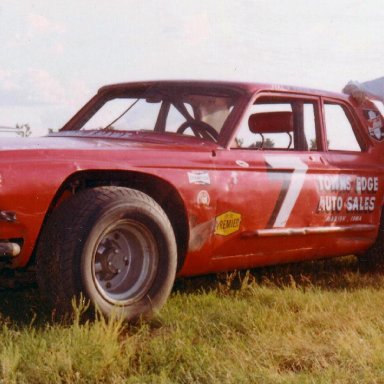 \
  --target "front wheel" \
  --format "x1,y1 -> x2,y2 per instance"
36,187 -> 177,321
